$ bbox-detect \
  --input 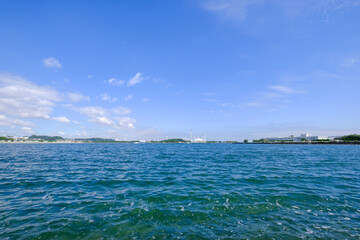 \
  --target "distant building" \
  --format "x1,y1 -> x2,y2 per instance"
192,137 -> 206,143
267,134 -> 329,142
